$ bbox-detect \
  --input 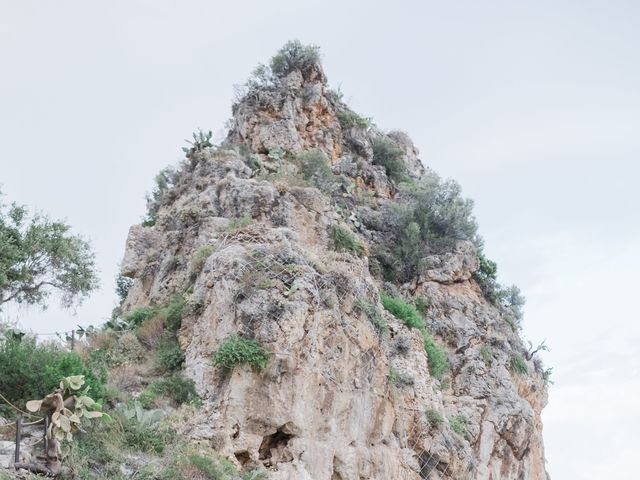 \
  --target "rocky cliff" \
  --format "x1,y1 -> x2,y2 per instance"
119,42 -> 549,480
